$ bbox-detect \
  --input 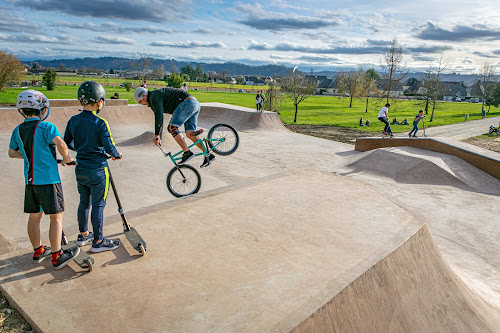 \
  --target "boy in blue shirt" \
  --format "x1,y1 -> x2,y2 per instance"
9,90 -> 80,269
64,81 -> 122,252
408,110 -> 425,137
